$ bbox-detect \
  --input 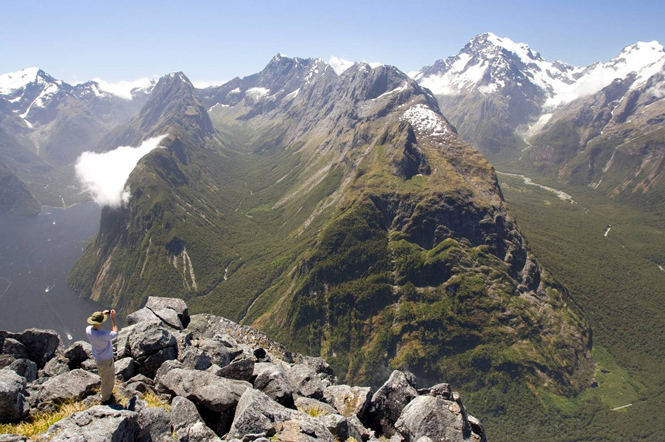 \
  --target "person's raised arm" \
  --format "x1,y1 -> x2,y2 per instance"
110,309 -> 118,333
